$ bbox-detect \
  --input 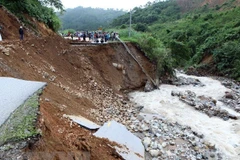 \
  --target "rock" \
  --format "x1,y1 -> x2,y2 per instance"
45,98 -> 50,102
222,80 -> 232,87
155,133 -> 161,137
228,114 -> 238,120
149,149 -> 160,157
135,105 -> 144,112
161,142 -> 167,148
144,80 -> 155,92
31,44 -> 35,47
172,76 -> 205,86
225,92 -> 234,99
3,50 -> 9,56
235,107 -> 240,112
50,66 -> 55,72
157,144 -> 163,150
137,115 -> 144,121
141,124 -> 149,131
223,117 -> 229,121
206,142 -> 215,149
151,141 -> 158,149
210,152 -> 215,158
143,137 -> 151,149
112,63 -> 124,70
171,90 -> 179,96
169,141 -> 175,145
196,154 -> 202,160
129,124 -> 135,129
